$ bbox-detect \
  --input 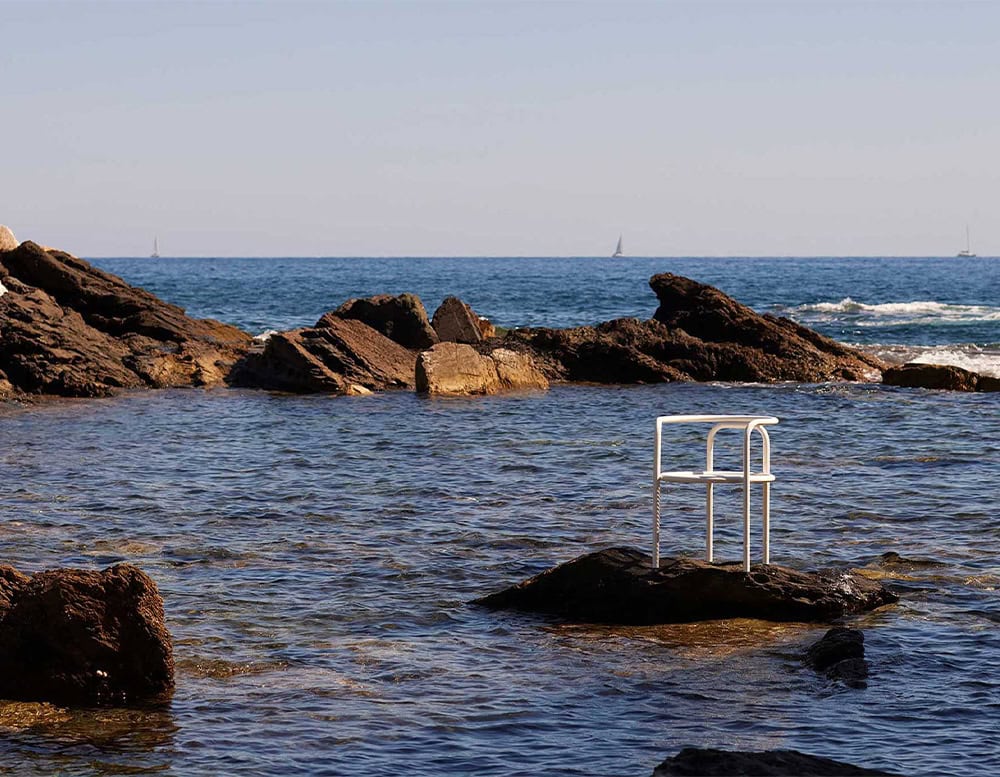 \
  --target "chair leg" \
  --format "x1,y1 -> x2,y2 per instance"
762,481 -> 771,565
742,480 -> 751,573
705,482 -> 714,562
653,480 -> 661,569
